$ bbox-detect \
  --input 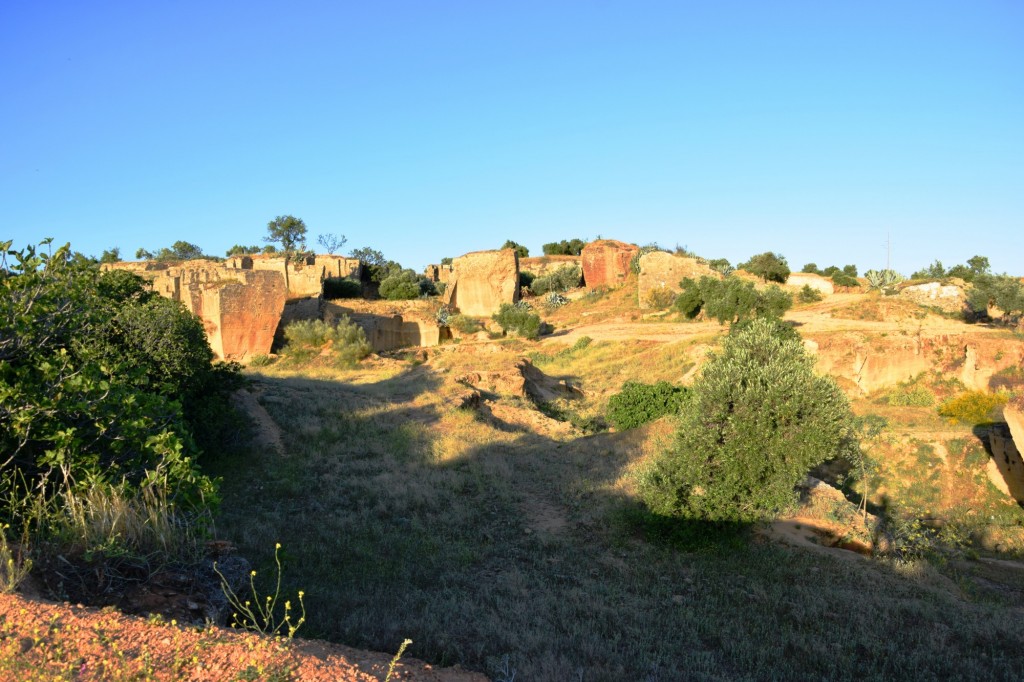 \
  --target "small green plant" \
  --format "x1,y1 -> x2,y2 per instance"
493,302 -> 543,339
0,525 -> 32,594
607,381 -> 688,430
214,543 -> 307,639
544,291 -> 570,309
865,269 -> 904,291
885,382 -> 935,407
798,284 -> 823,303
434,304 -> 451,326
385,638 -> 413,682
646,287 -> 677,309
248,353 -> 274,367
